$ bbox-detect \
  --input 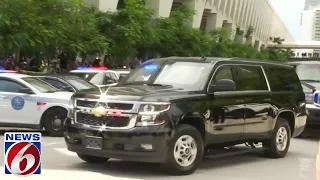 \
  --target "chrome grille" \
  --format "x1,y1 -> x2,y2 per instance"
76,100 -> 133,110
76,100 -> 105,108
76,112 -> 130,127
